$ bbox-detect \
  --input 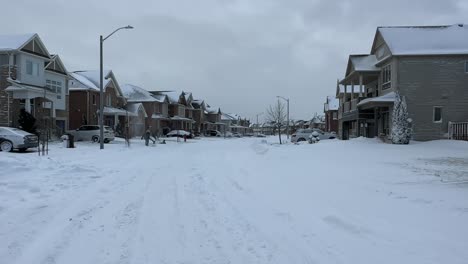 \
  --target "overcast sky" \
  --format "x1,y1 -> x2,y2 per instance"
3,0 -> 467,121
